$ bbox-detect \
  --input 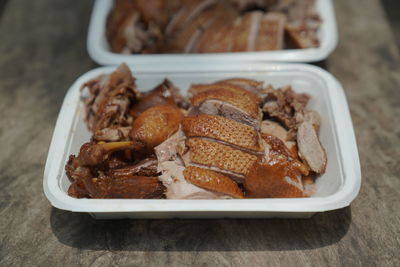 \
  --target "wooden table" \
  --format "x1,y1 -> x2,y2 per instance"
0,0 -> 399,266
